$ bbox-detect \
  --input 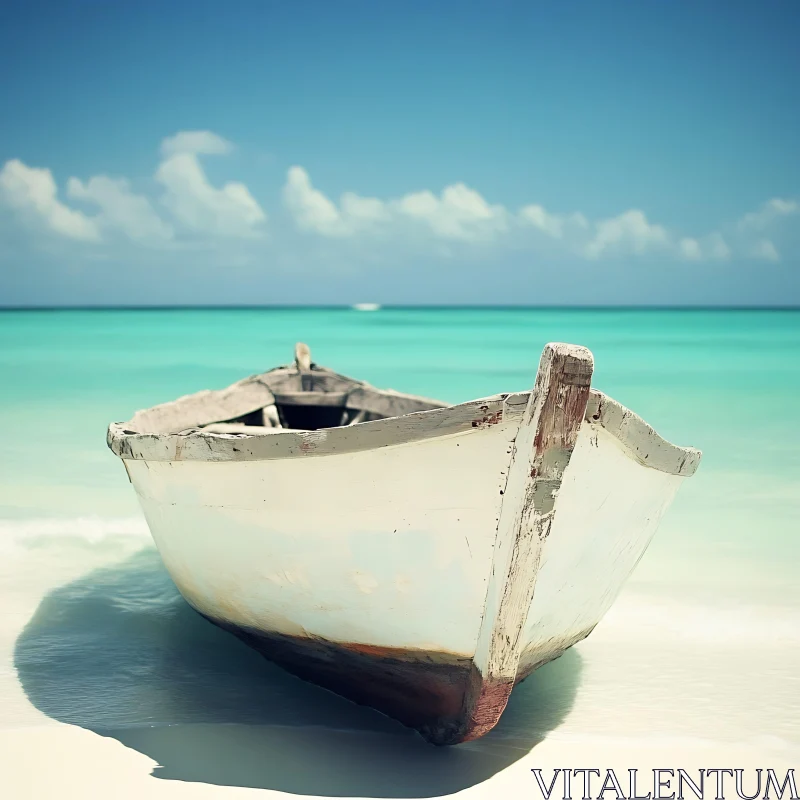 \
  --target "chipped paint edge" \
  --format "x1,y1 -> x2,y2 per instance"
107,375 -> 700,479
584,389 -> 701,476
